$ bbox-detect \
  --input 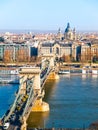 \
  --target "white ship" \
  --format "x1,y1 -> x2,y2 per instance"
0,69 -> 19,75
58,70 -> 70,74
0,75 -> 19,84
